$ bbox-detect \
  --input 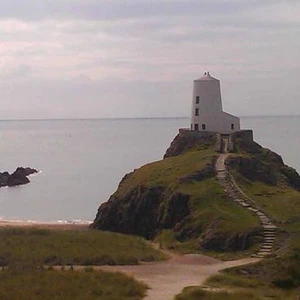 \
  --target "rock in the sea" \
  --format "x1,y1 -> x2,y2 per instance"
0,167 -> 38,188
0,172 -> 10,187
12,167 -> 38,178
